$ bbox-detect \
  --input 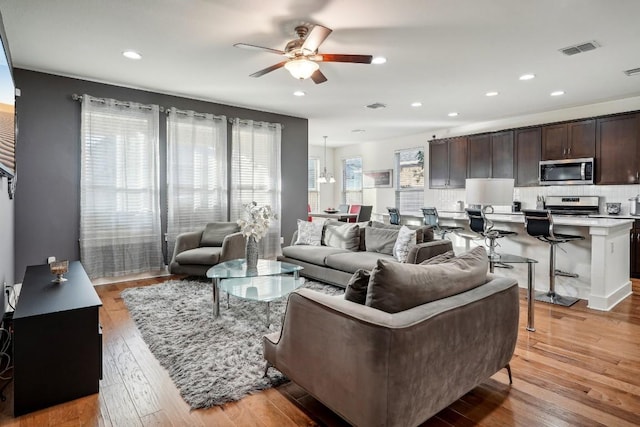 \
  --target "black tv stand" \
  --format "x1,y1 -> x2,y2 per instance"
13,261 -> 102,416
